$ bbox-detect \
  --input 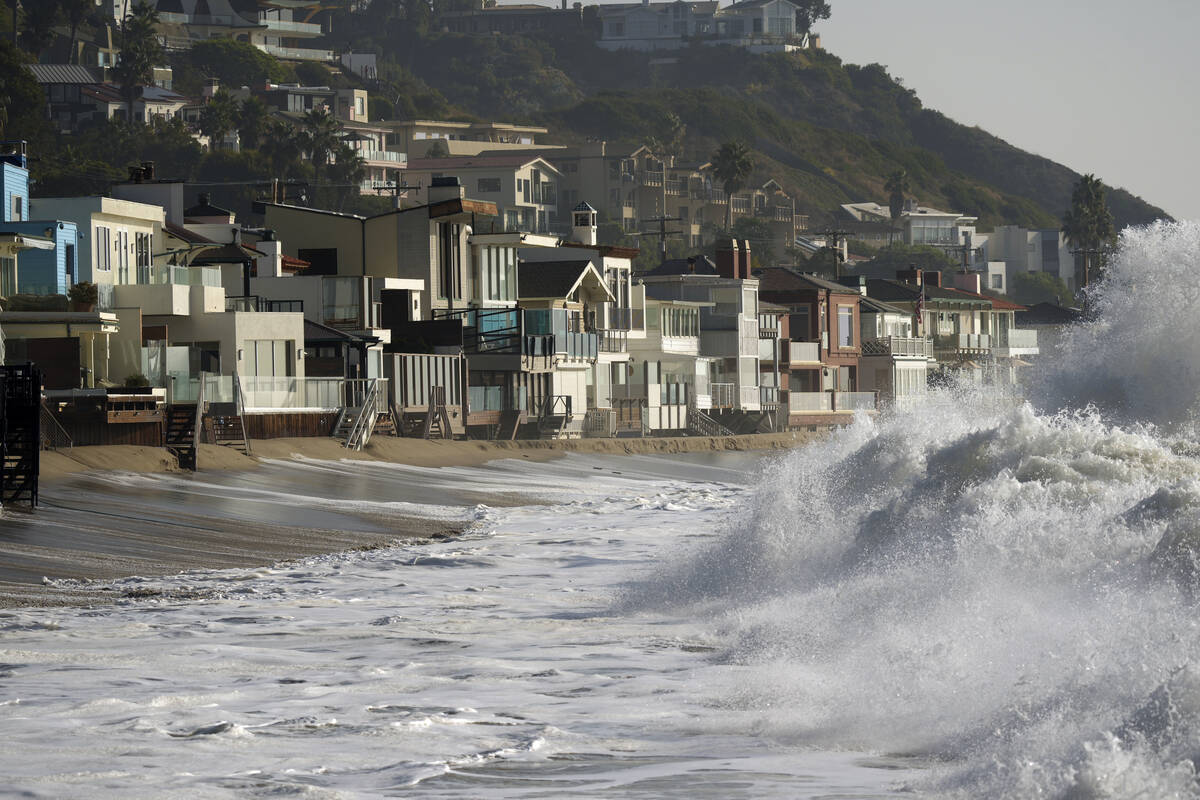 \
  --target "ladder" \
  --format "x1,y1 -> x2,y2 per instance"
341,378 -> 381,451
419,386 -> 452,440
